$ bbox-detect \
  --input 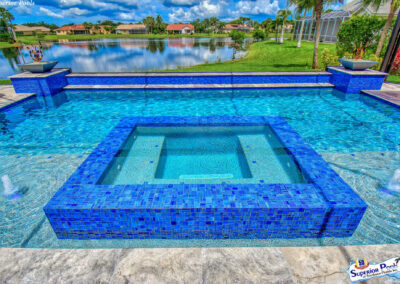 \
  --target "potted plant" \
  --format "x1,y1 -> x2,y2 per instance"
336,15 -> 383,71
19,42 -> 58,73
